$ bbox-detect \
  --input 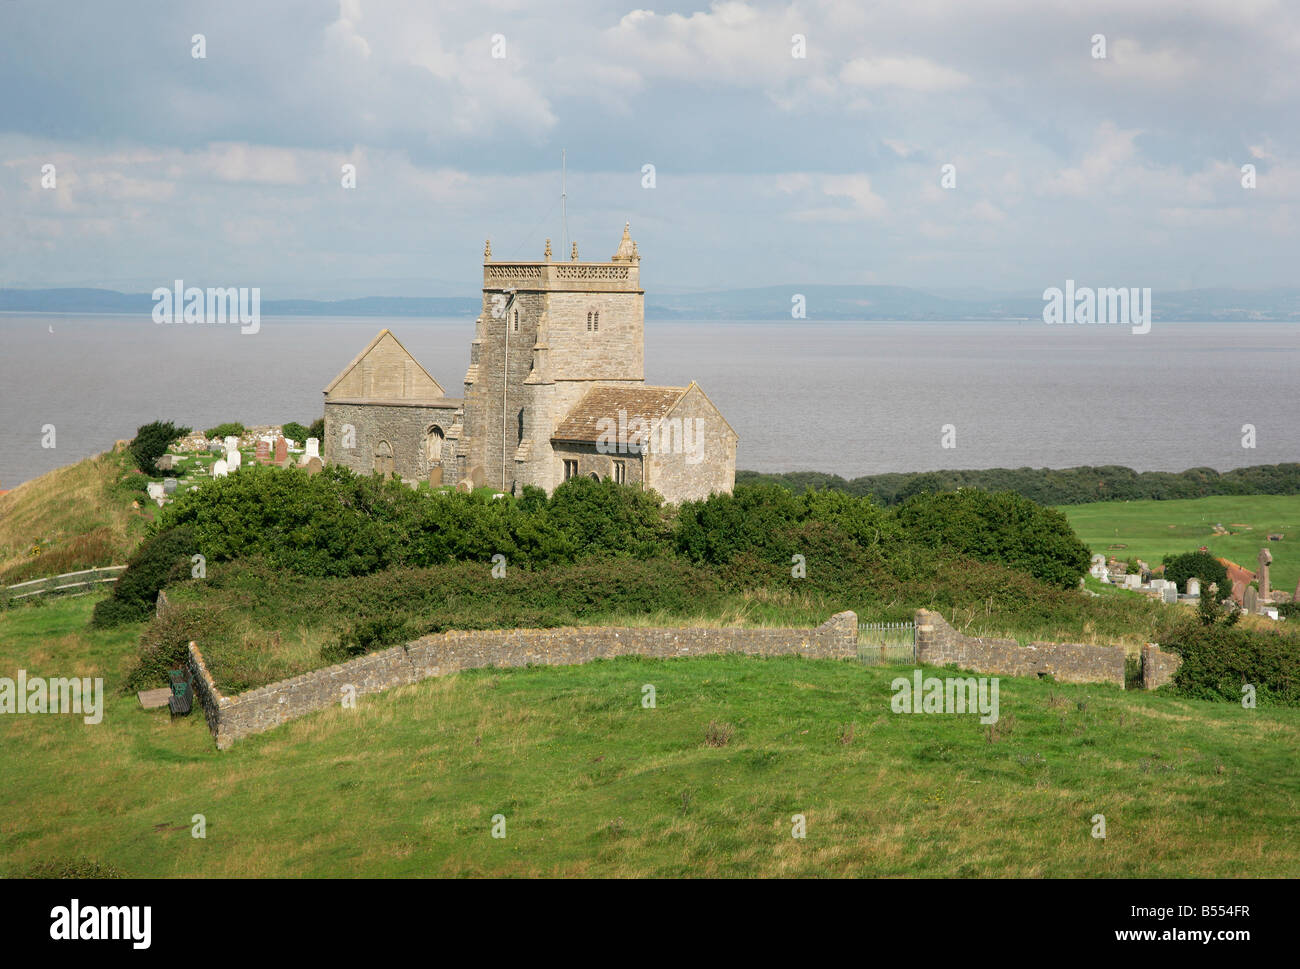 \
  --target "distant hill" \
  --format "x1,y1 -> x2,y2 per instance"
0,289 -> 479,318
4,285 -> 1300,321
